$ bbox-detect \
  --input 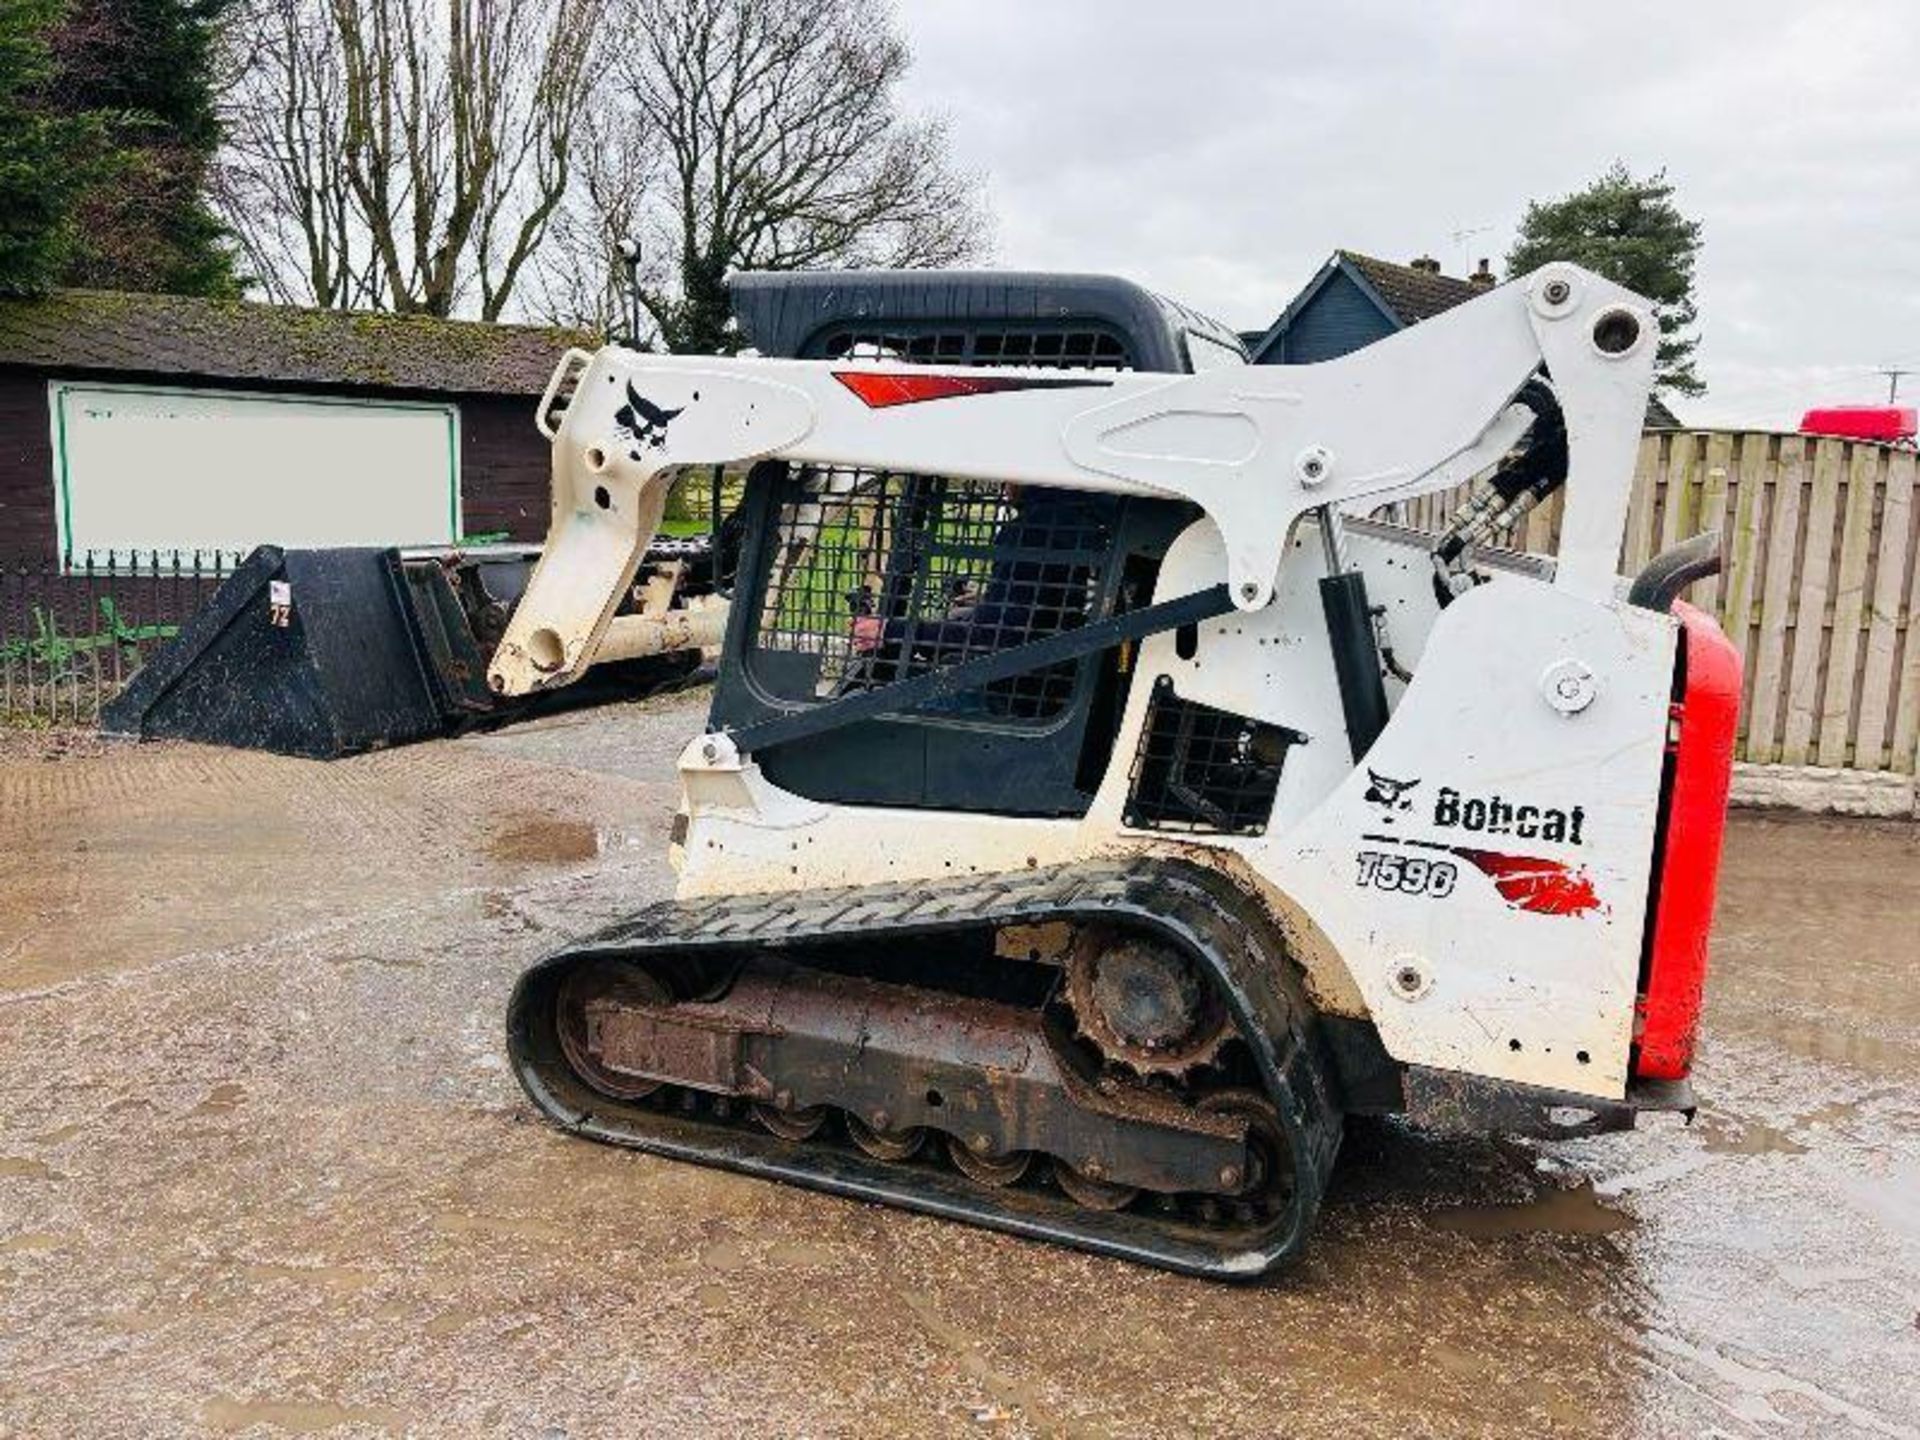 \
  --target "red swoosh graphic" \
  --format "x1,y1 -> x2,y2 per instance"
832,371 -> 1109,408
1451,848 -> 1602,917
